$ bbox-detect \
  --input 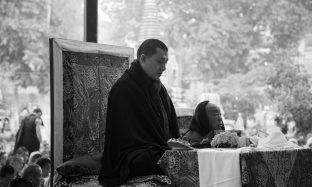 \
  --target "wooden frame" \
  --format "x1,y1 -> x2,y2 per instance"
49,38 -> 133,185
